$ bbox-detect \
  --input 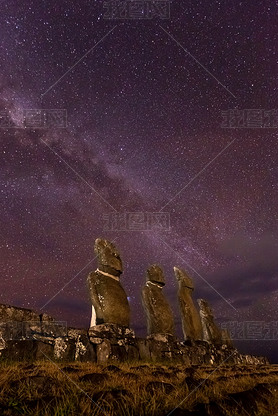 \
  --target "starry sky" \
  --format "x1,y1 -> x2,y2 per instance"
1,1 -> 277,361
